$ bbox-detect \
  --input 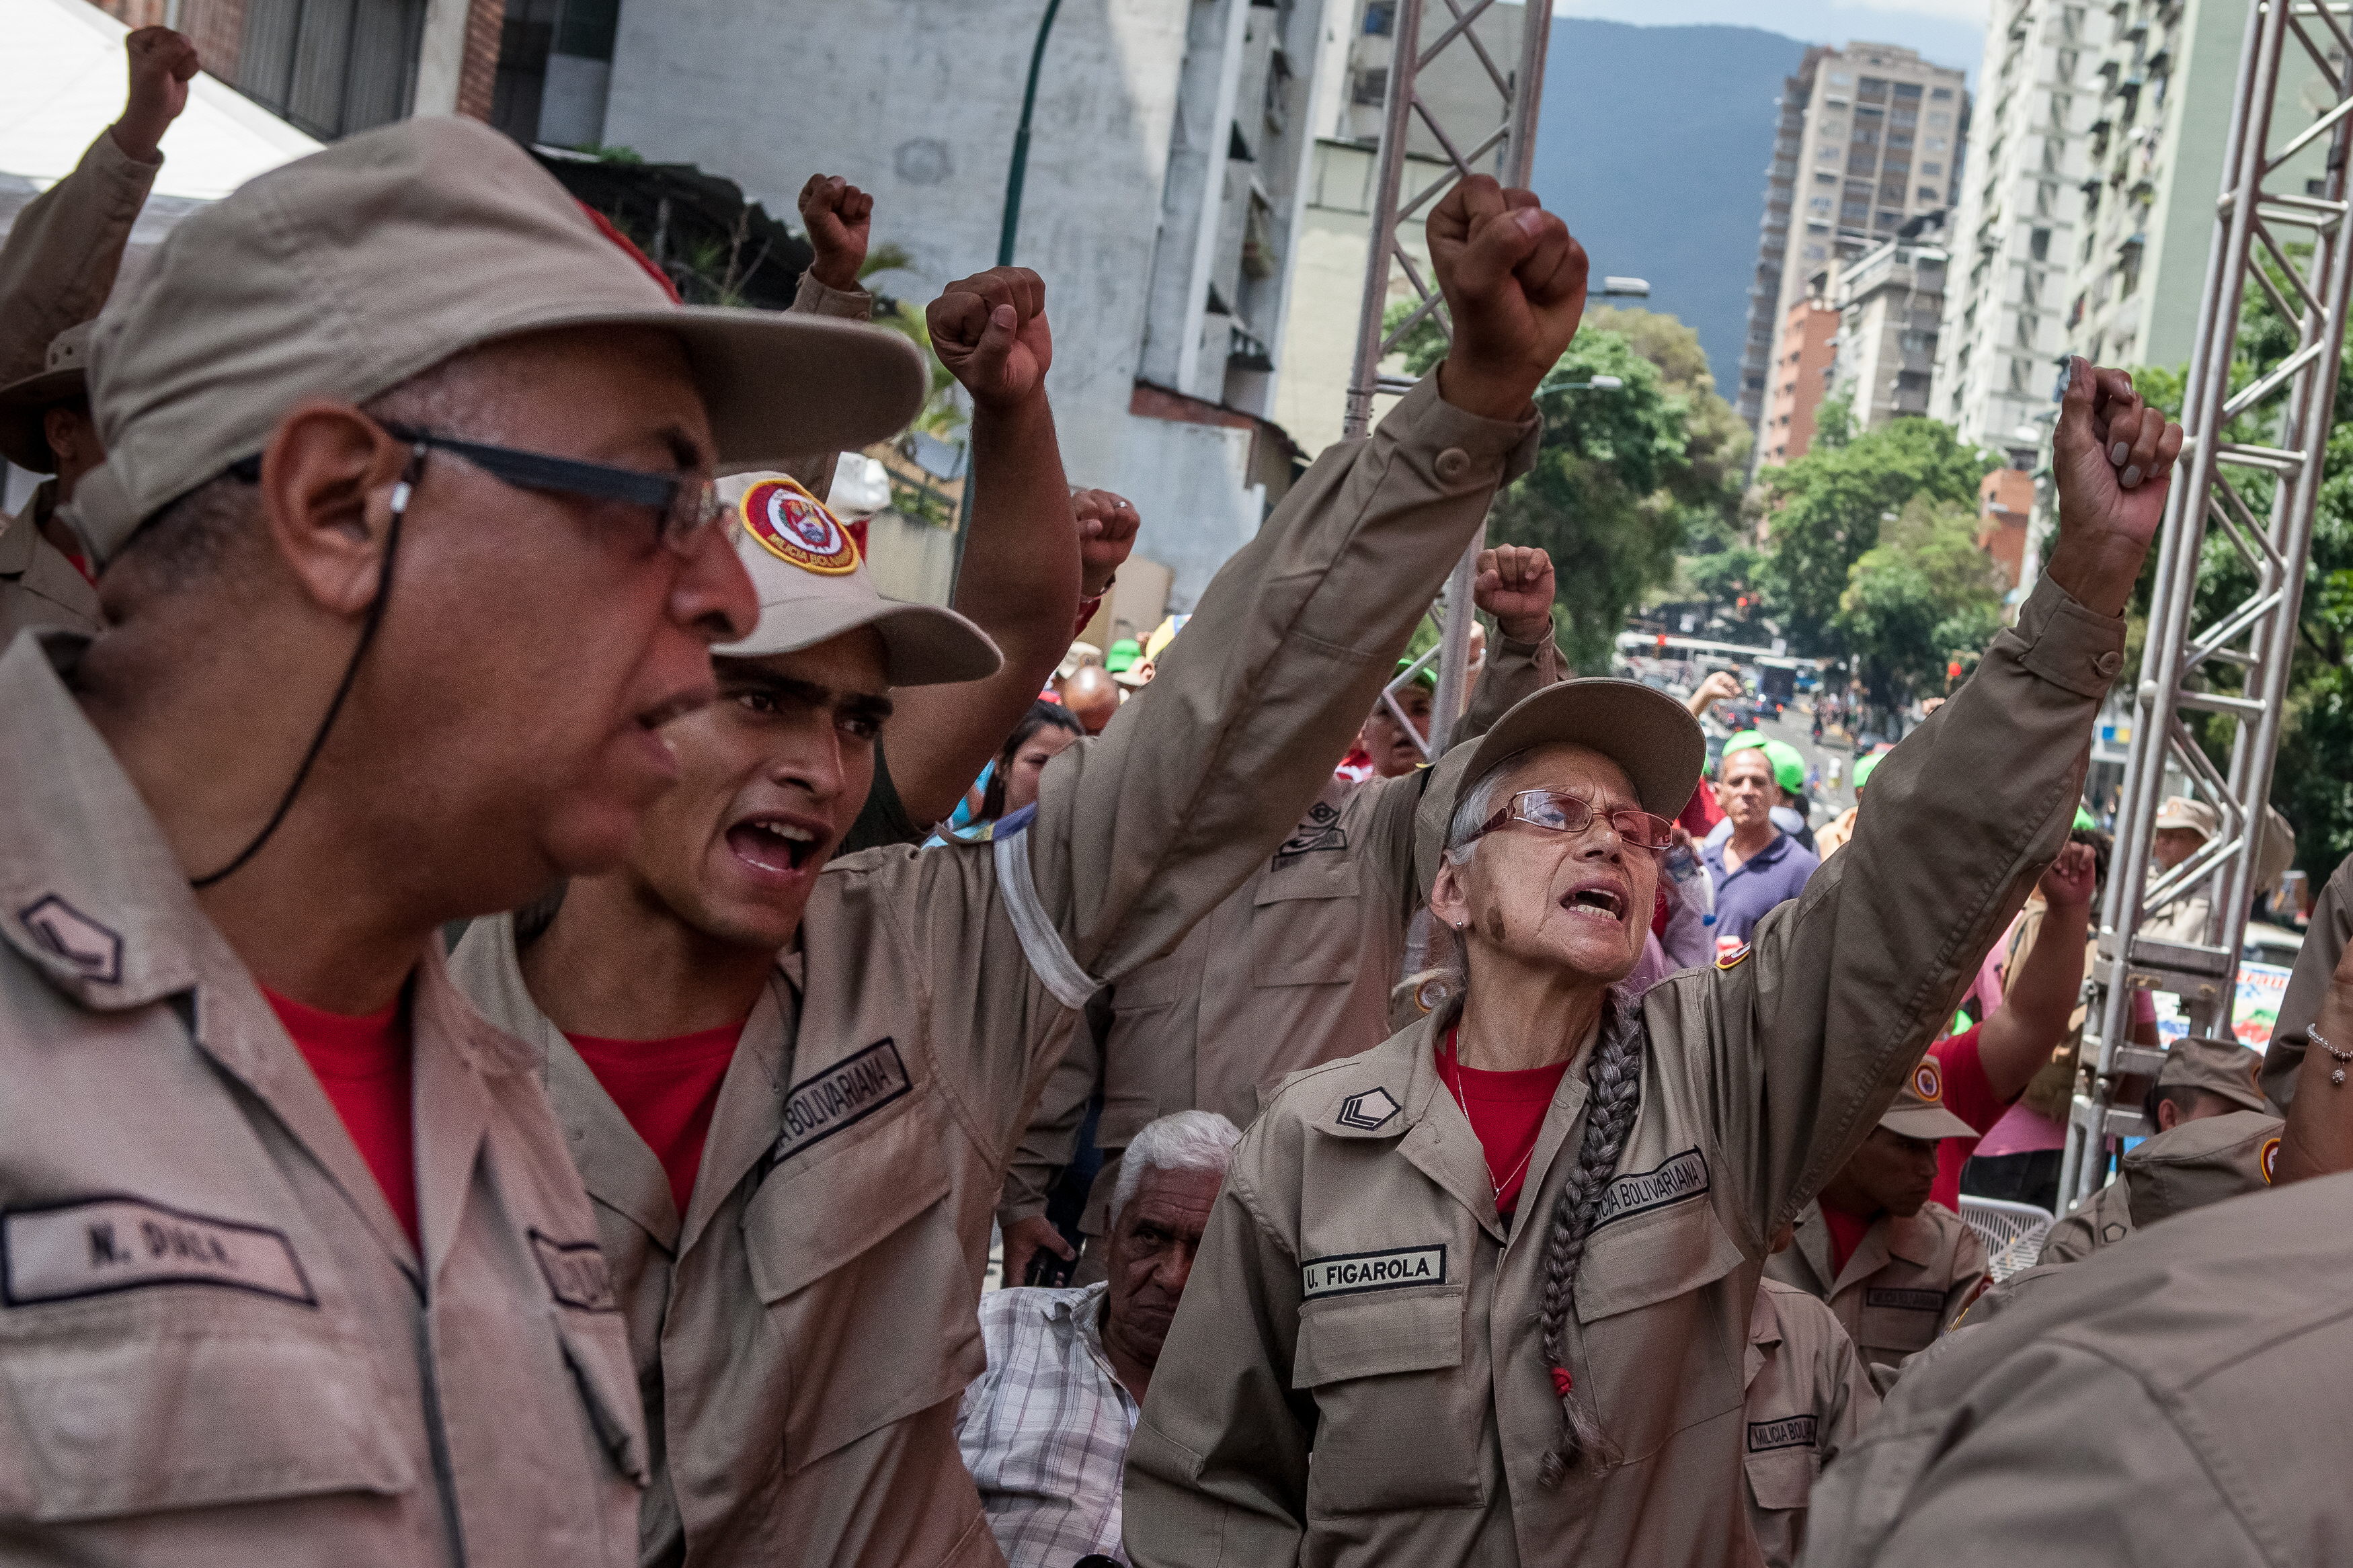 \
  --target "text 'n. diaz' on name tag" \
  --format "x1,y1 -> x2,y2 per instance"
0,1196 -> 316,1308
1301,1244 -> 1447,1300
1864,1286 -> 1944,1313
770,1038 -> 913,1166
